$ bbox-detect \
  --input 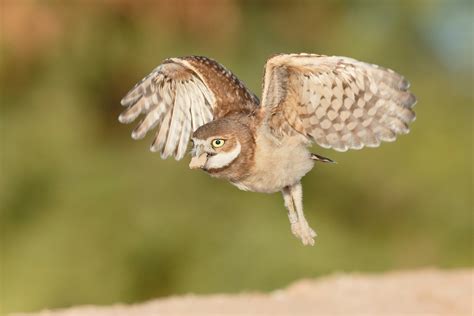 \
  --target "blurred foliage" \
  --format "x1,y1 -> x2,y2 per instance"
1,0 -> 472,314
